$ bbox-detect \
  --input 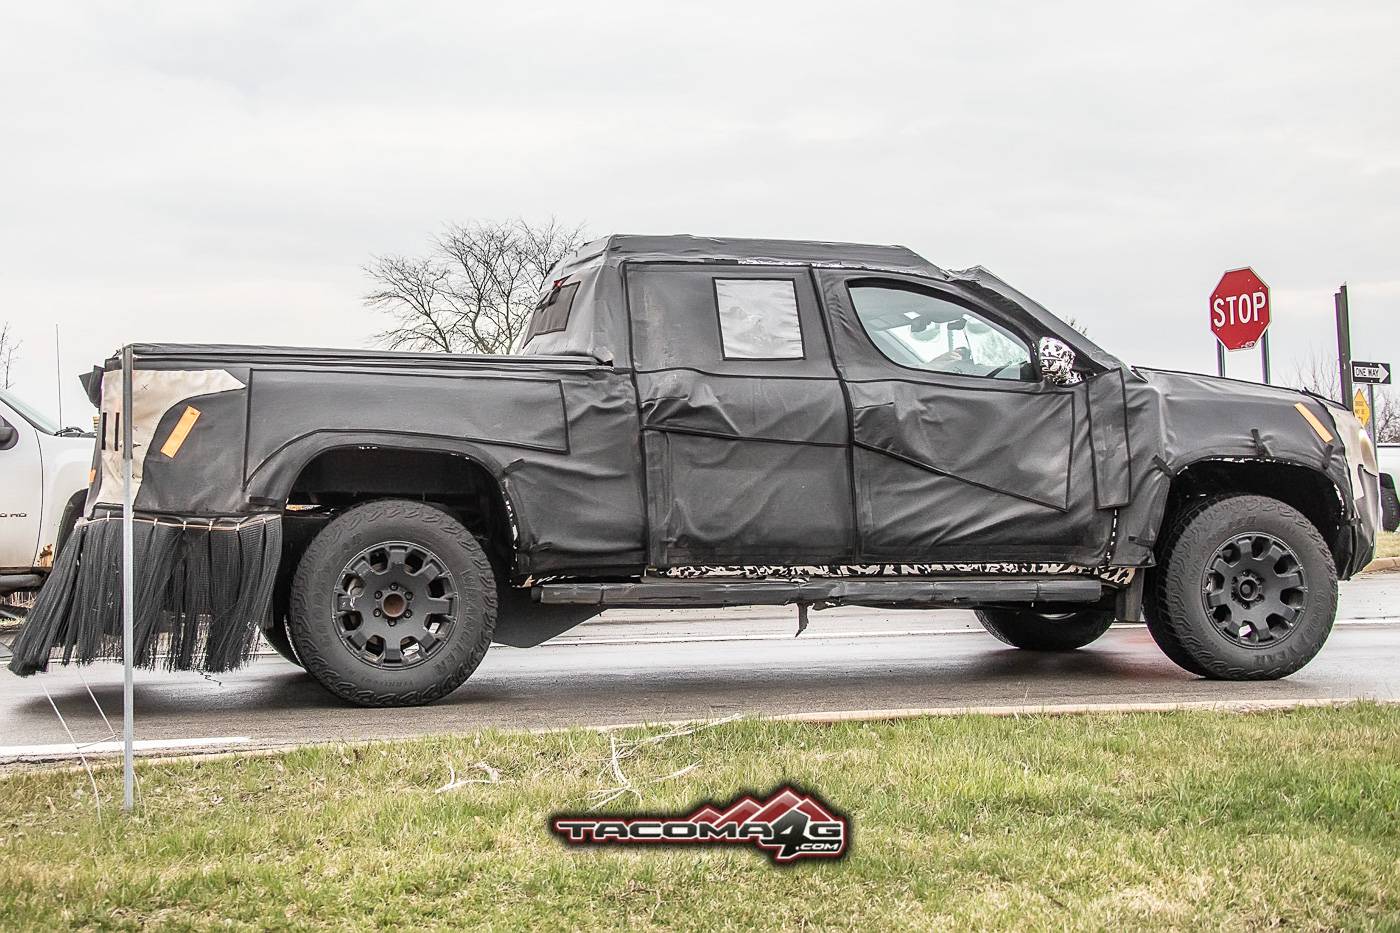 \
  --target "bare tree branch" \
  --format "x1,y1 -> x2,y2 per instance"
1287,351 -> 1341,401
1285,351 -> 1399,442
364,255 -> 460,353
365,219 -> 588,355
0,322 -> 20,390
